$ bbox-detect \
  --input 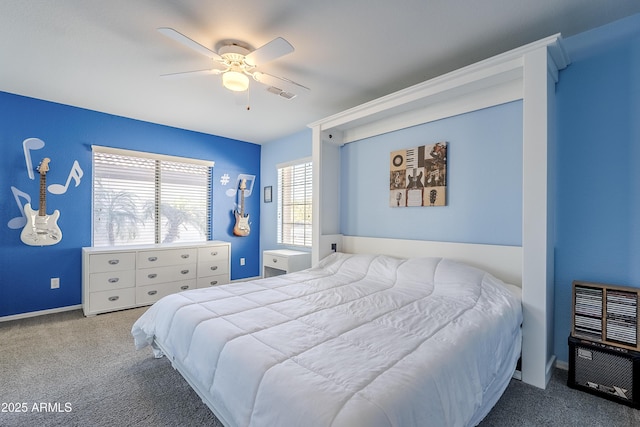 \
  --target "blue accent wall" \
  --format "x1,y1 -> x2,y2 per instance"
340,101 -> 523,245
554,13 -> 640,363
0,92 -> 261,317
